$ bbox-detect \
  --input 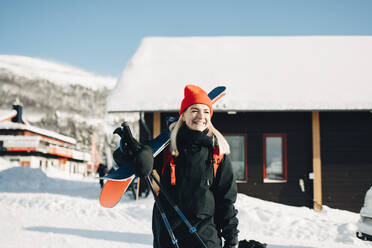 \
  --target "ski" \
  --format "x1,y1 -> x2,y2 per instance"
99,86 -> 226,208
99,129 -> 171,181
99,176 -> 135,208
